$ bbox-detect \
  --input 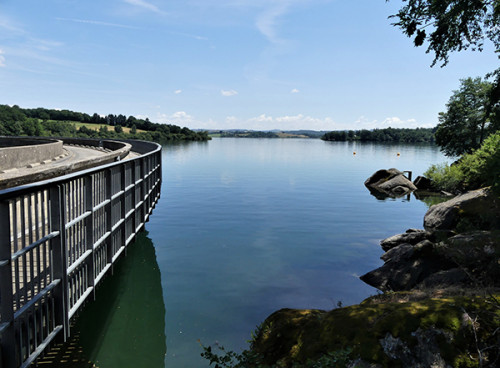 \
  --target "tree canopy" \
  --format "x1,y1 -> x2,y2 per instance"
0,105 -> 210,142
321,127 -> 435,143
435,77 -> 500,156
388,0 -> 500,157
387,0 -> 500,67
